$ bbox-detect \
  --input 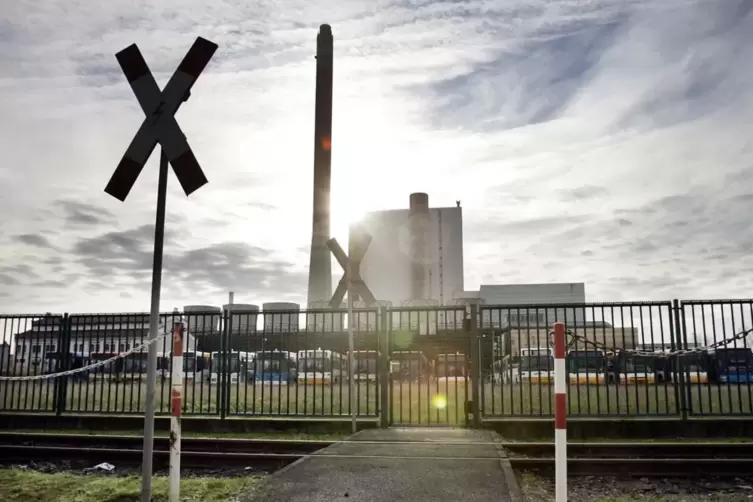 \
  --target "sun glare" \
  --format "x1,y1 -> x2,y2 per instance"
432,395 -> 448,410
